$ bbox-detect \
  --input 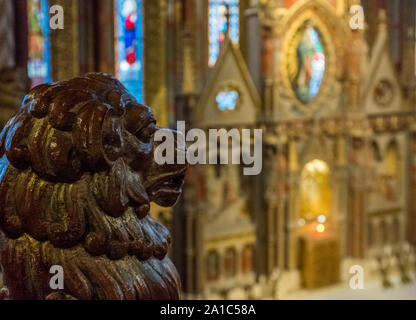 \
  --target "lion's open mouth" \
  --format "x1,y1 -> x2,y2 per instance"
146,168 -> 186,206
